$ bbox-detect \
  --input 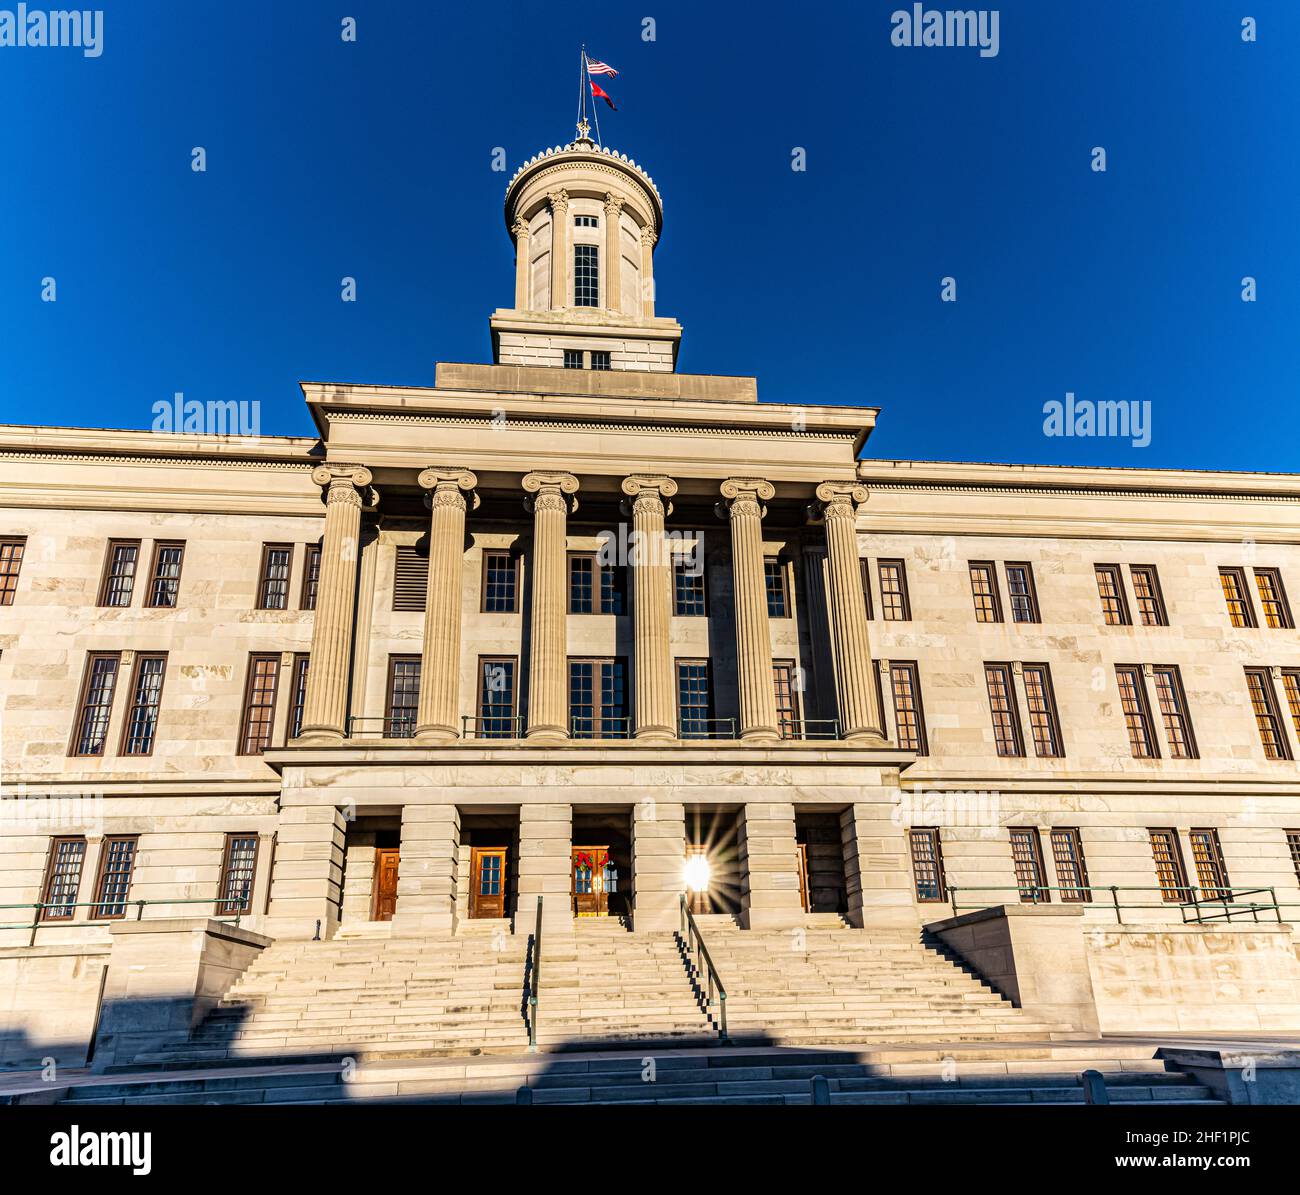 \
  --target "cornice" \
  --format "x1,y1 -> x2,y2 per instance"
0,449 -> 316,472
